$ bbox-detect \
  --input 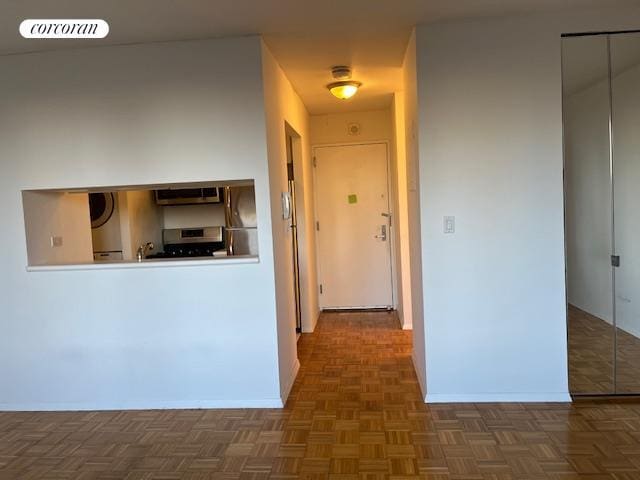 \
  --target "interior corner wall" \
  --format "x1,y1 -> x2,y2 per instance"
260,40 -> 315,402
392,91 -> 413,331
401,30 -> 427,398
414,8 -> 640,403
389,100 -> 405,327
0,36 -> 283,410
